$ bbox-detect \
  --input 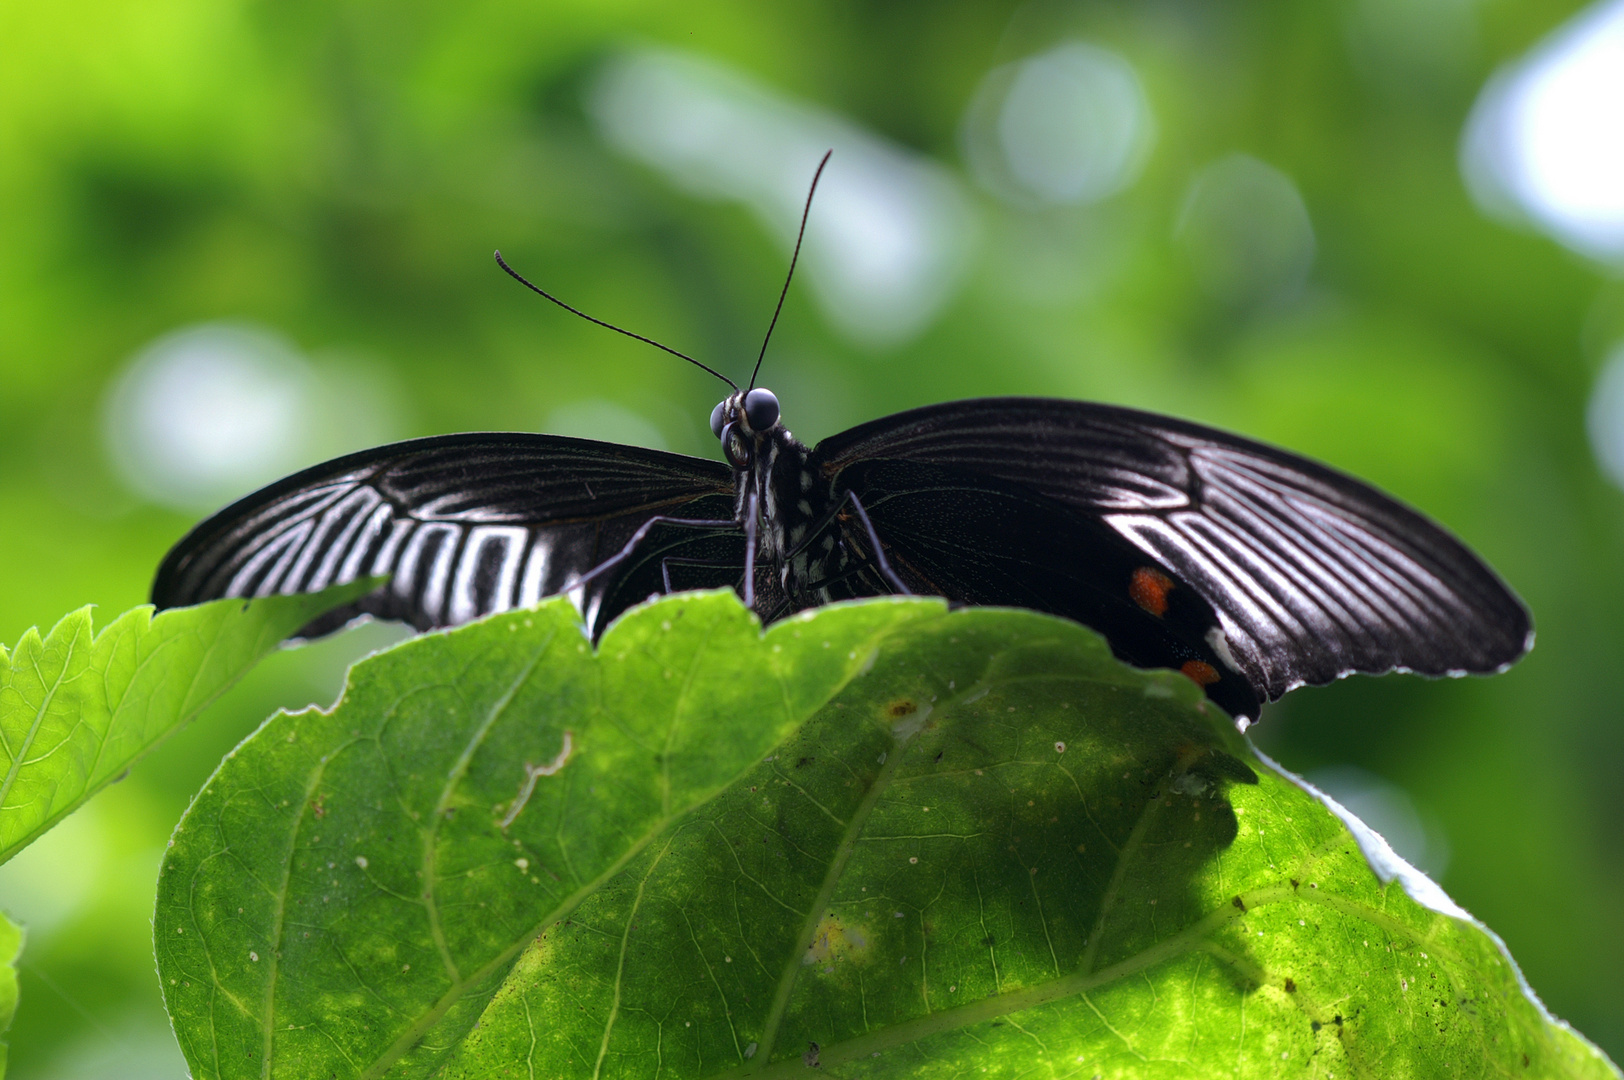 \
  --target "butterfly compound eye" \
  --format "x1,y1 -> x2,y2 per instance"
710,400 -> 728,439
744,388 -> 779,431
